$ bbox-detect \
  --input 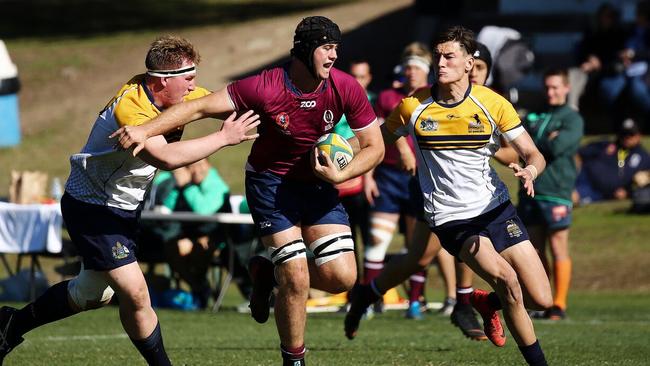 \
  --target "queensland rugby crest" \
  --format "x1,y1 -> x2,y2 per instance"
275,112 -> 290,129
112,241 -> 130,260
274,112 -> 291,135
323,109 -> 334,131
